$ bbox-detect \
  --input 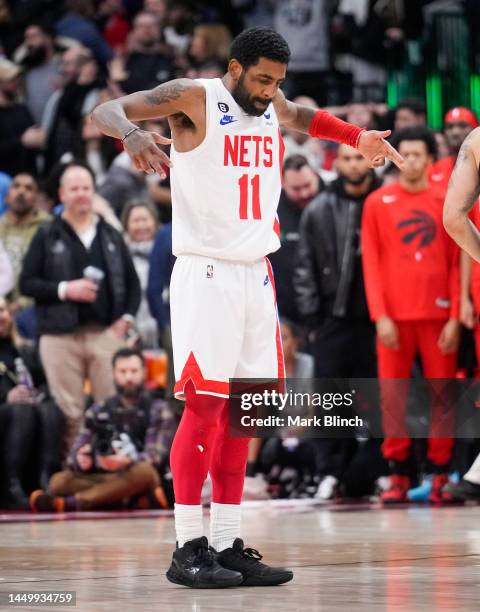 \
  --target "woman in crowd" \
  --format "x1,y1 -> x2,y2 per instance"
121,199 -> 159,348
